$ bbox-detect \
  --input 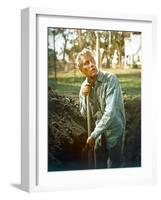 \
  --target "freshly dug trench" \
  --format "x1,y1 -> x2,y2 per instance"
48,90 -> 88,171
48,89 -> 141,171
123,97 -> 141,167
